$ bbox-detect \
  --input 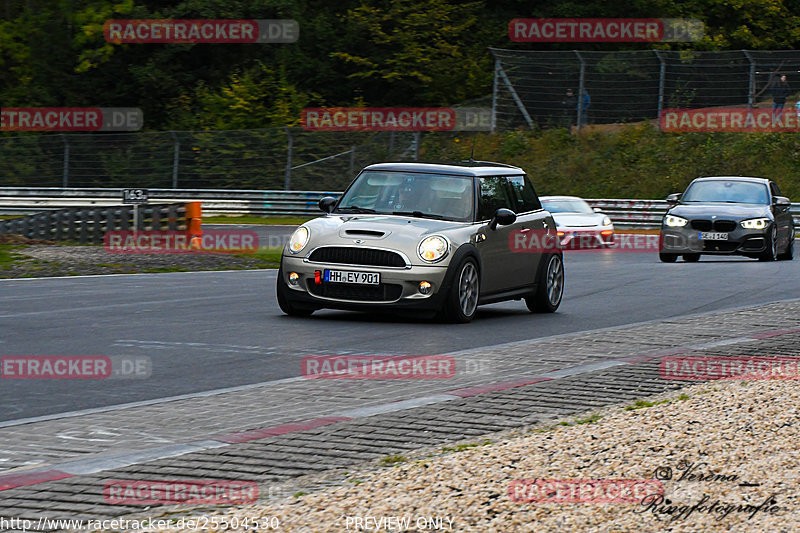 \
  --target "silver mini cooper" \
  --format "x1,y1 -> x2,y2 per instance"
277,162 -> 564,322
